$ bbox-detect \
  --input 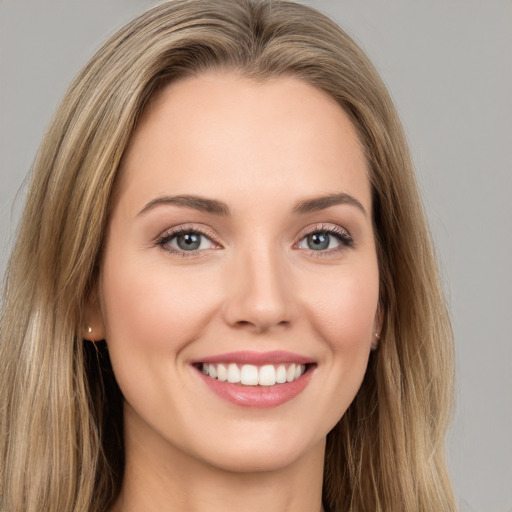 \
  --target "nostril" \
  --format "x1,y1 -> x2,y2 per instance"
232,318 -> 291,333
235,320 -> 252,327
